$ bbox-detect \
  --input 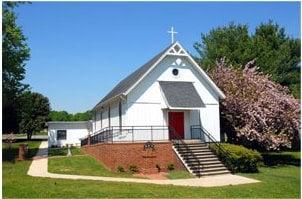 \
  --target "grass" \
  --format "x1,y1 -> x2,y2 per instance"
2,141 -> 301,198
48,151 -> 193,179
166,170 -> 195,179
48,147 -> 84,157
2,140 -> 41,162
48,155 -> 140,178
